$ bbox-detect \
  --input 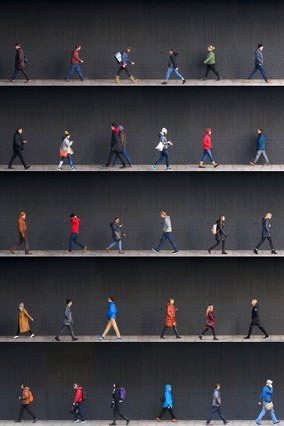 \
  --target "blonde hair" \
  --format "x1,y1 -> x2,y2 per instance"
206,305 -> 213,316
